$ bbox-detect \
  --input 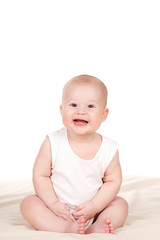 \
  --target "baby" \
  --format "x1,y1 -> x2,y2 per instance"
20,74 -> 128,234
